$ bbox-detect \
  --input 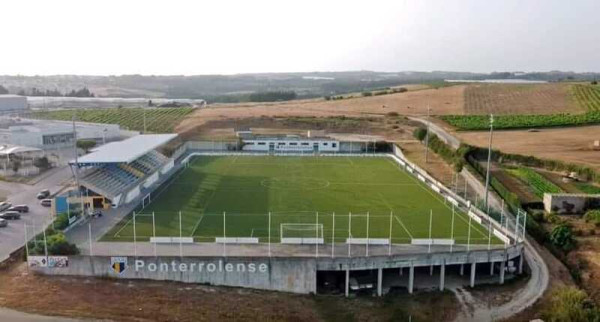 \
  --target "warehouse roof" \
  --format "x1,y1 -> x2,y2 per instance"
71,134 -> 177,165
